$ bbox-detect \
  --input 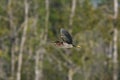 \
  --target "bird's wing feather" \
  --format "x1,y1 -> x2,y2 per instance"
60,28 -> 73,44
